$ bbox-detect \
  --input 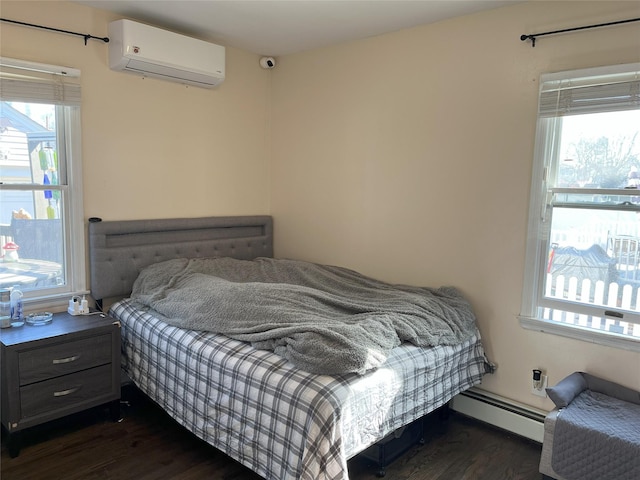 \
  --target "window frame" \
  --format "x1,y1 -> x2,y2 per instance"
519,62 -> 640,352
0,58 -> 86,311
